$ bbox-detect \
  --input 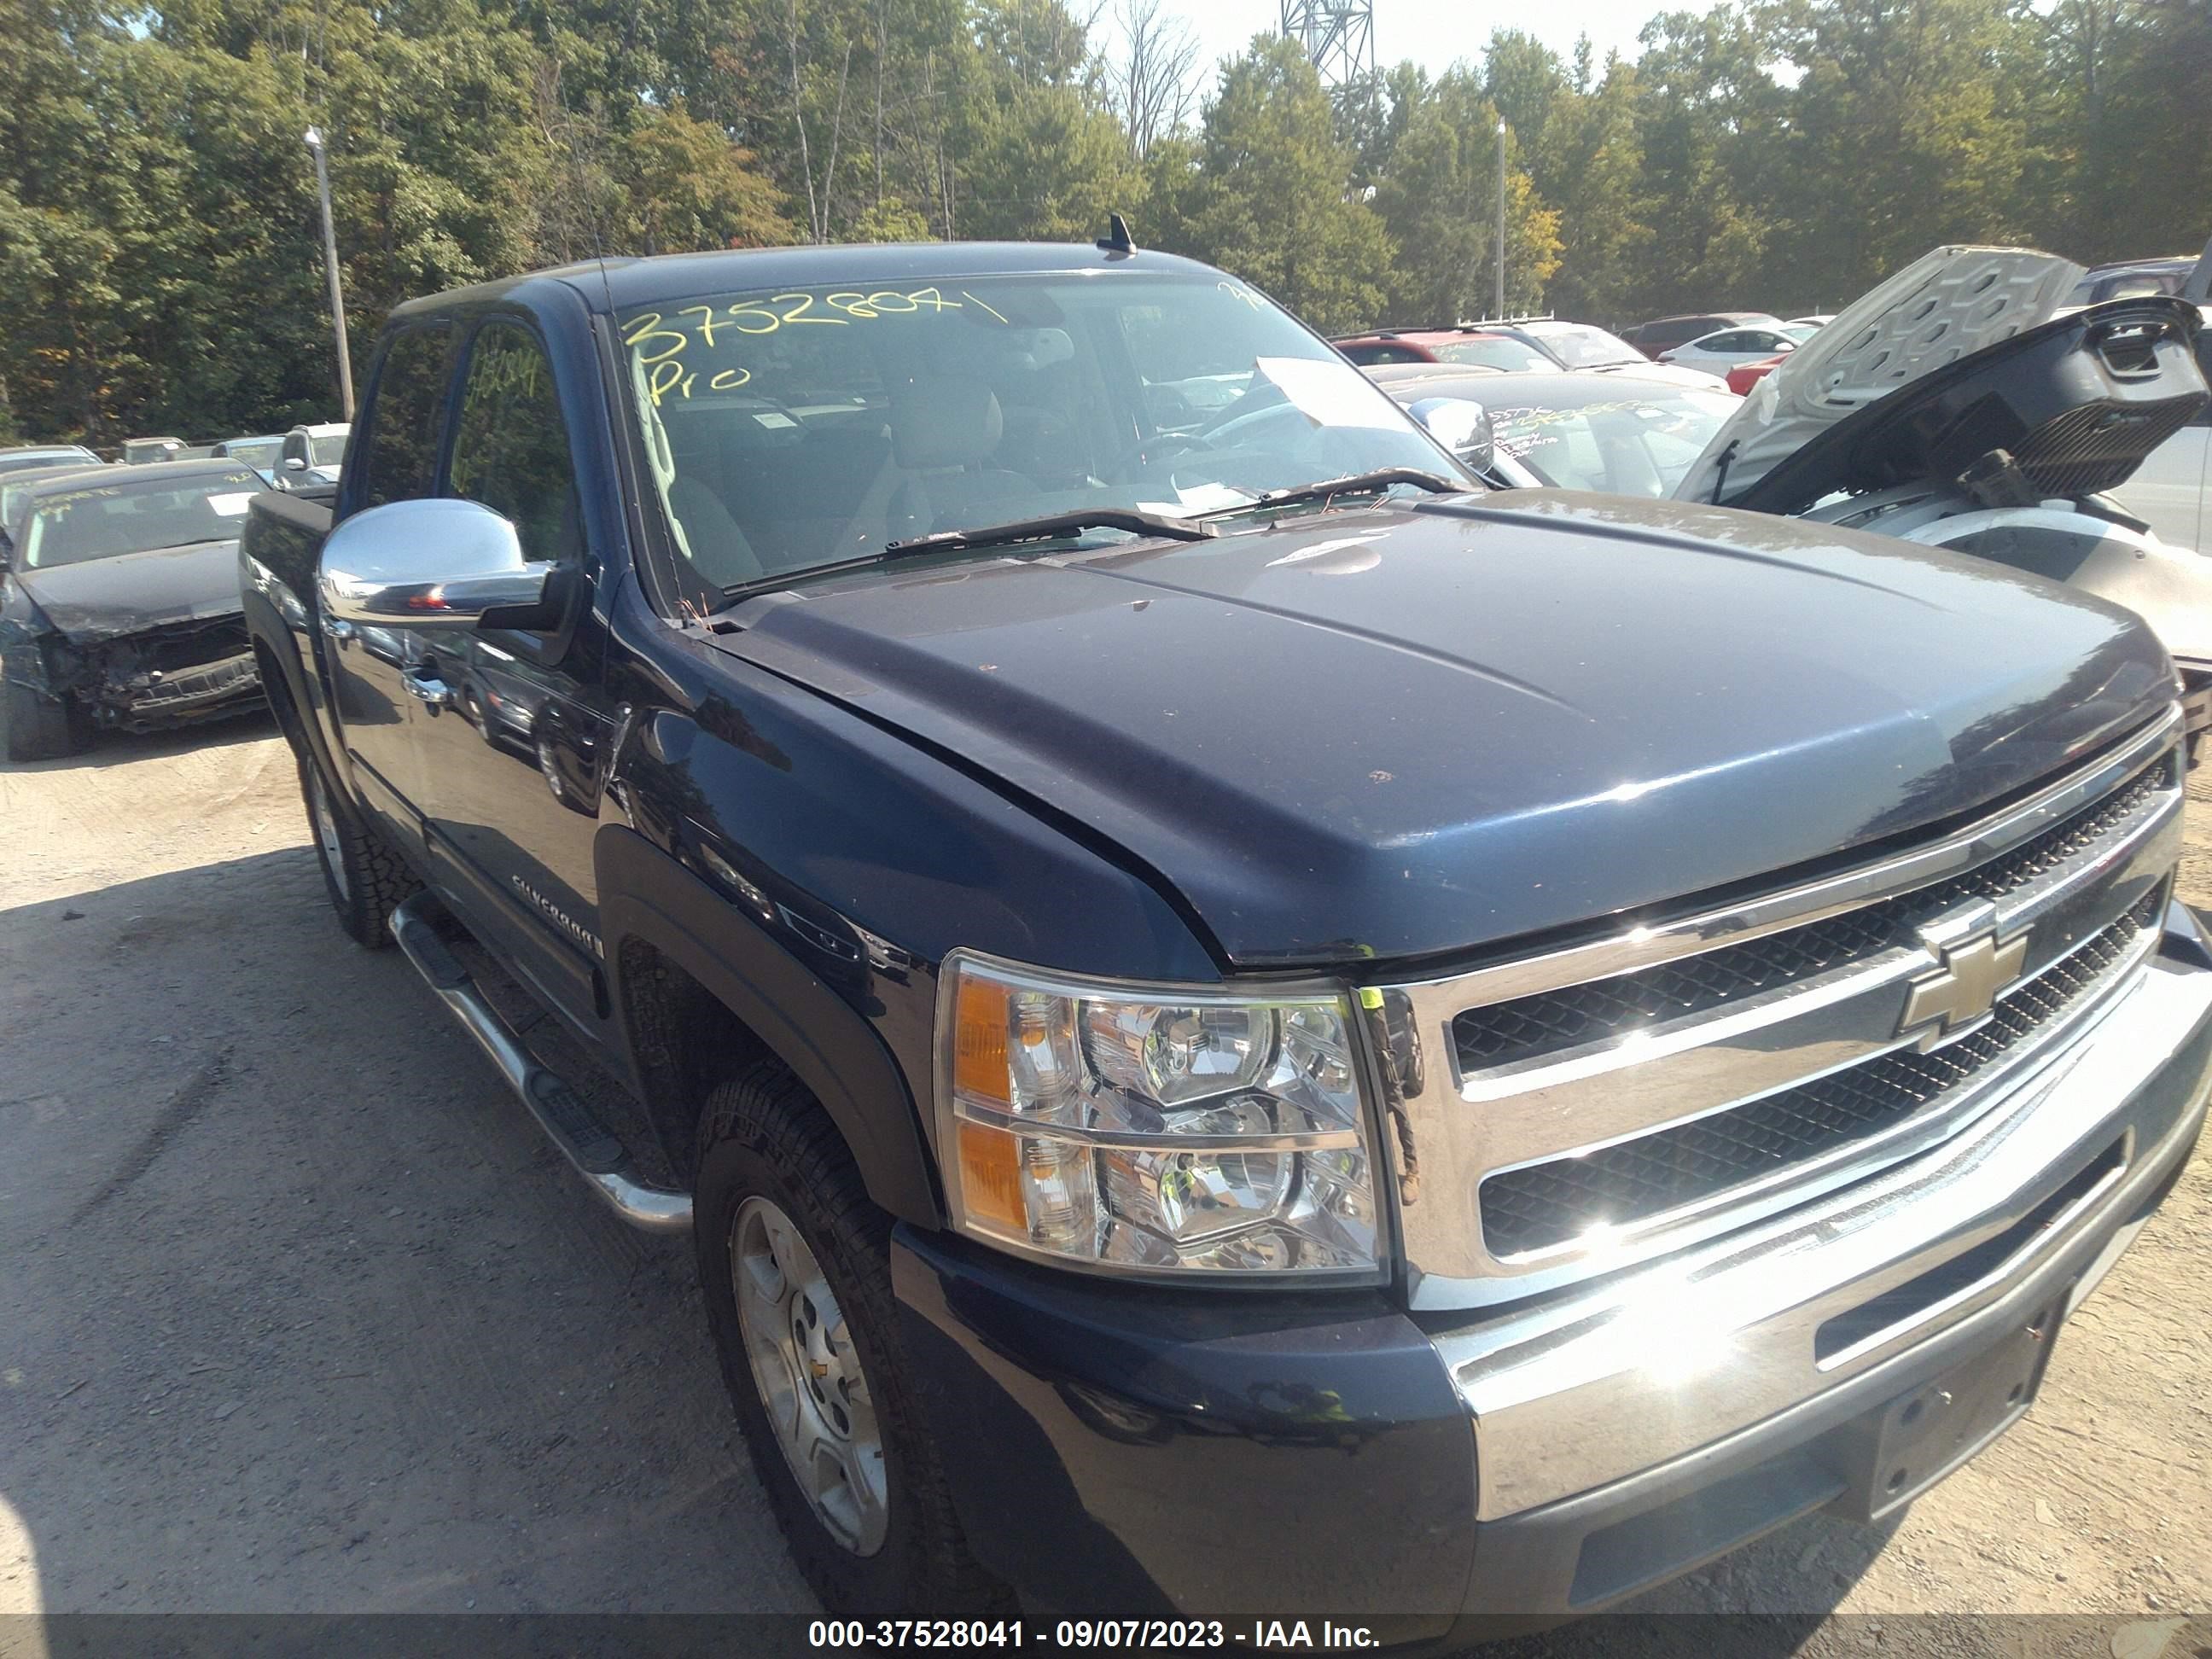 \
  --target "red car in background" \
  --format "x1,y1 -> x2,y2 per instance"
1332,328 -> 1549,371
1727,353 -> 1788,394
